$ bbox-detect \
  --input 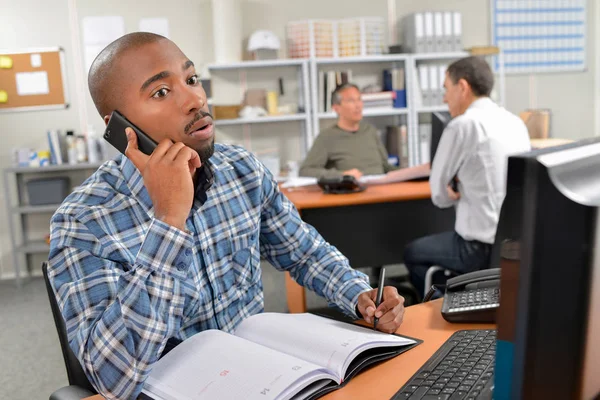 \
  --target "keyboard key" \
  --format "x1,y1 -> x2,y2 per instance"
442,388 -> 456,394
448,391 -> 468,400
407,386 -> 430,400
424,379 -> 436,386
458,385 -> 472,392
421,395 -> 450,400
432,383 -> 445,390
427,388 -> 442,395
